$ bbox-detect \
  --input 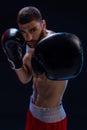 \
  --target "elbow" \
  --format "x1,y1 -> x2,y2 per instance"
19,76 -> 32,84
